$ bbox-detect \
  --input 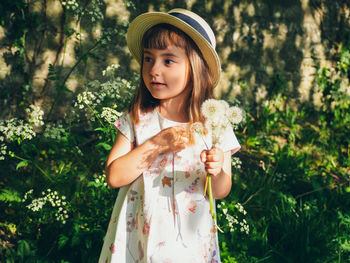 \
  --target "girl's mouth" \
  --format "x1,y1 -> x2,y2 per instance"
151,82 -> 166,87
